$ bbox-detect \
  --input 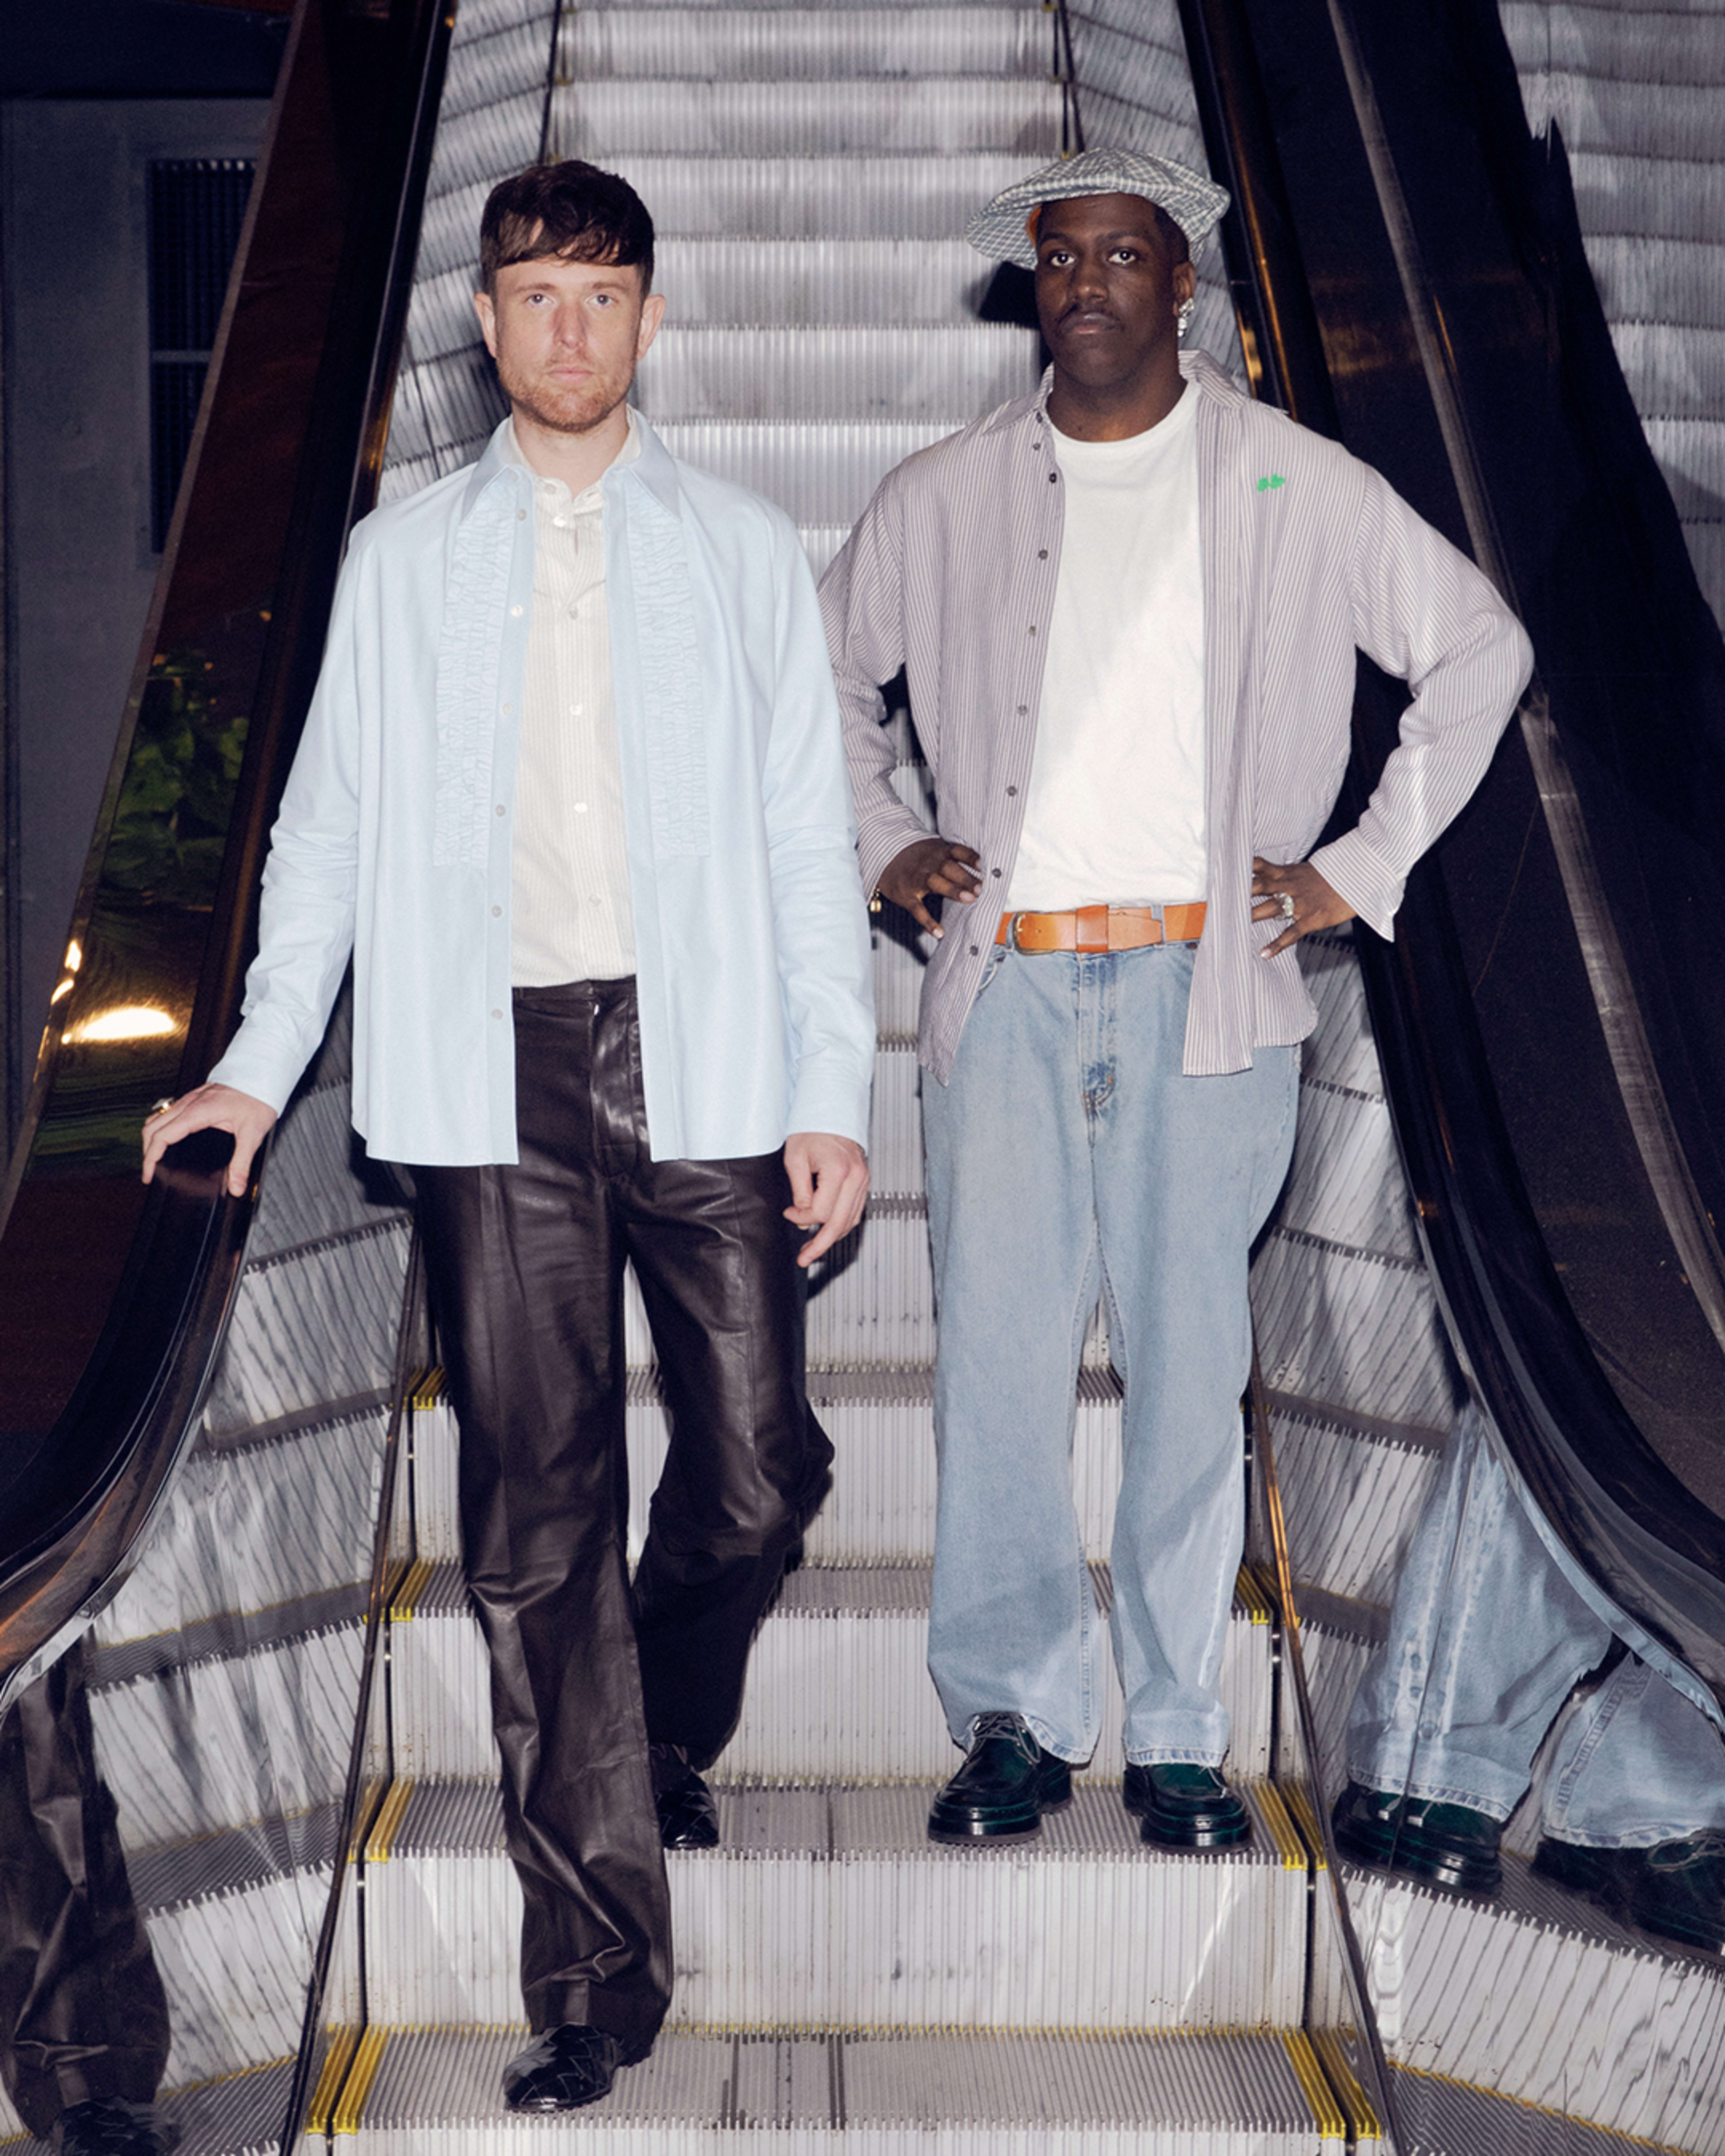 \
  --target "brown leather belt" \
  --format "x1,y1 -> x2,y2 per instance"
996,903 -> 1207,954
